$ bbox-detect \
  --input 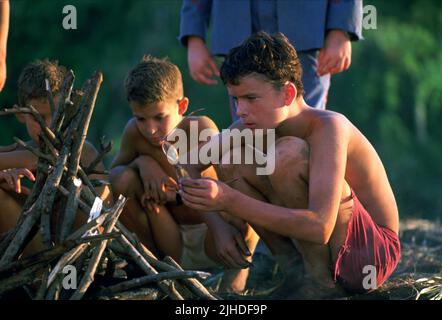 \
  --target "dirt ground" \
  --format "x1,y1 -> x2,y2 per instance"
203,219 -> 442,300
